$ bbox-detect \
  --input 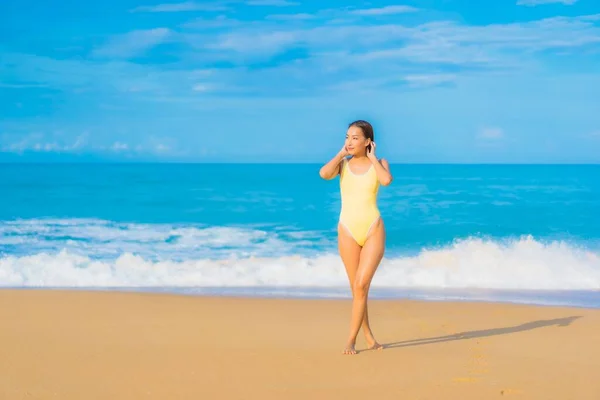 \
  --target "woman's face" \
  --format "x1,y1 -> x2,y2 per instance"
345,125 -> 370,156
